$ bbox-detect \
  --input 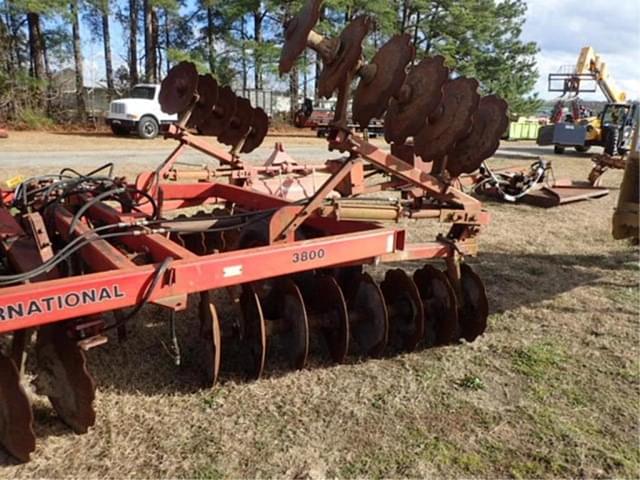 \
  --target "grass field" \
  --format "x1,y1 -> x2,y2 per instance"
1,137 -> 638,478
